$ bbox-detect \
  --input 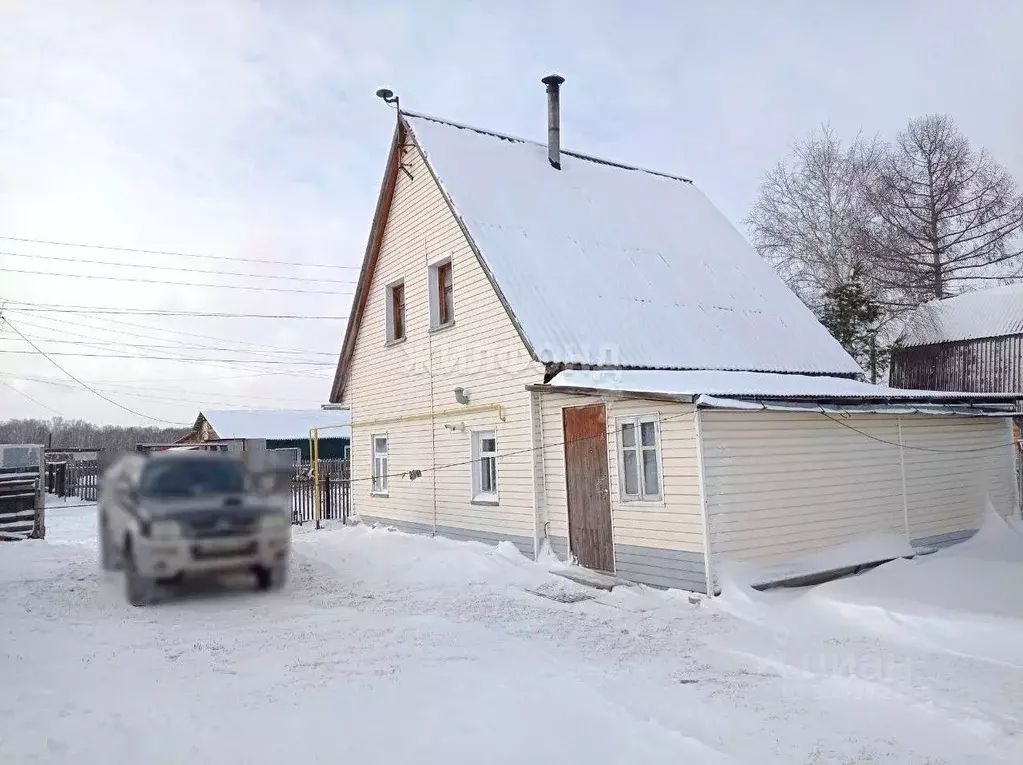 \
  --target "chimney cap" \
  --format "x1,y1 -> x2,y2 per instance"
541,74 -> 565,87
